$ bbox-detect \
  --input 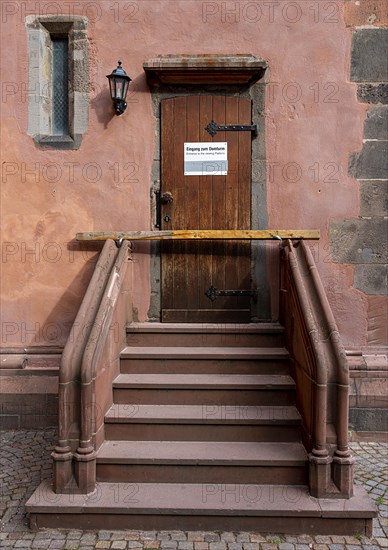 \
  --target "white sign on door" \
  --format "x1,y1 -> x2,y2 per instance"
184,142 -> 228,176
